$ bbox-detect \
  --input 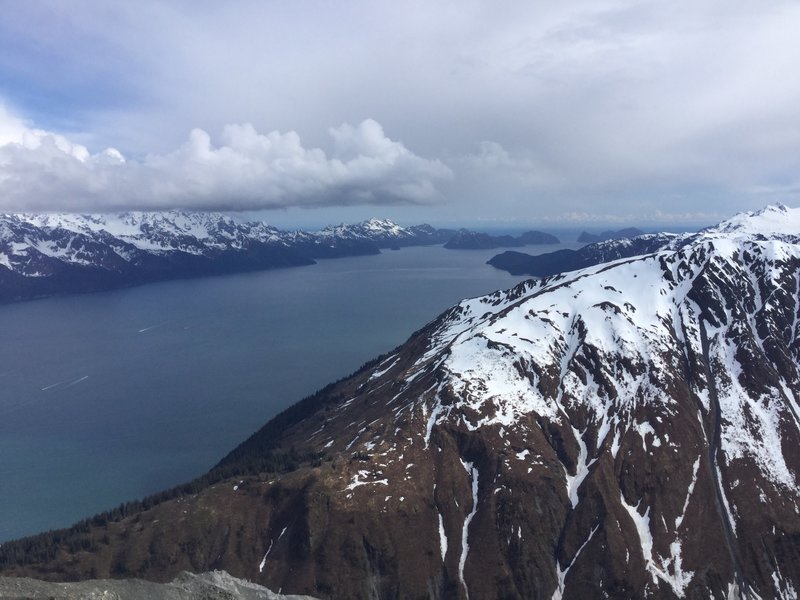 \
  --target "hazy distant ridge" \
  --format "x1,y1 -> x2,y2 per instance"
0,213 -> 466,302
